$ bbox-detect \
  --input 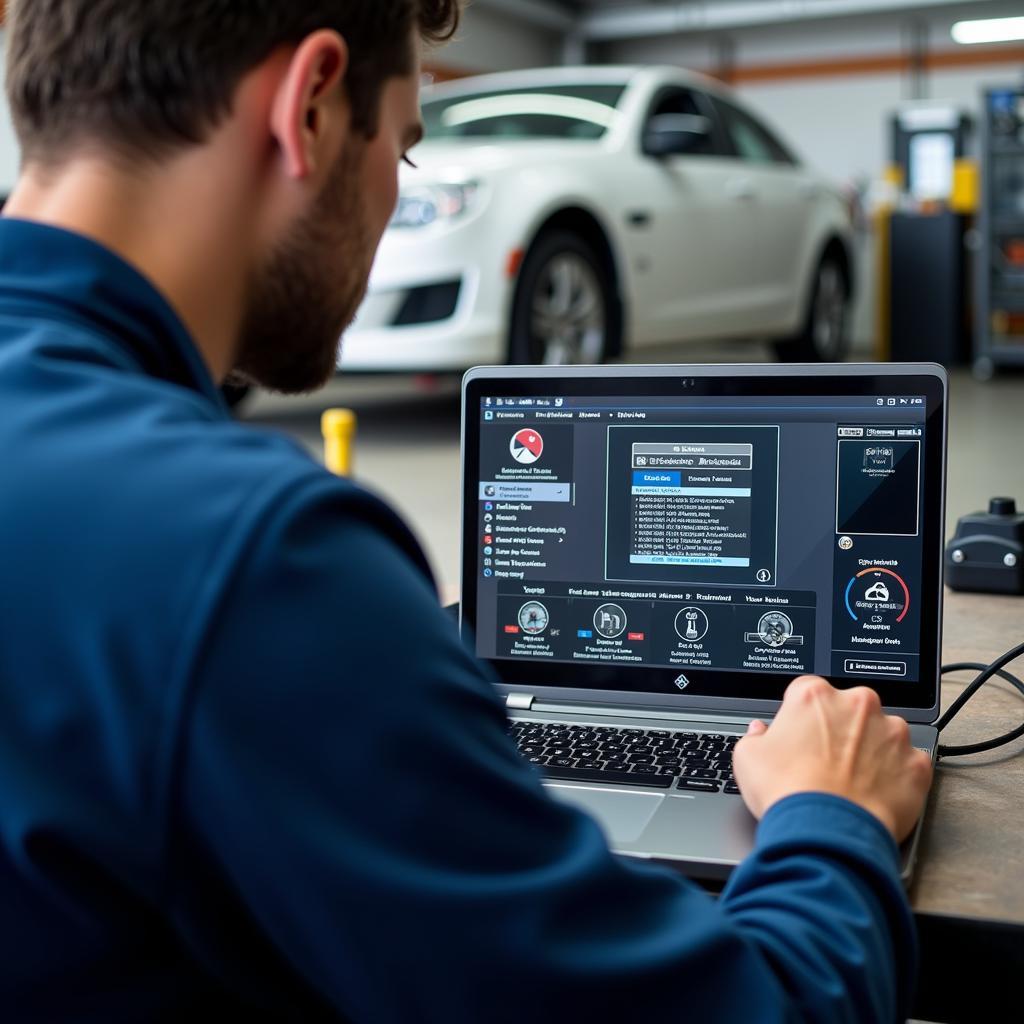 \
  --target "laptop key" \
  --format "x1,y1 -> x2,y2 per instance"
682,768 -> 719,780
548,757 -> 575,768
541,765 -> 673,788
676,779 -> 721,793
